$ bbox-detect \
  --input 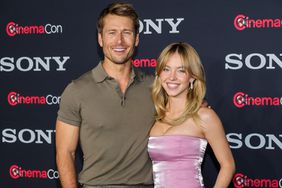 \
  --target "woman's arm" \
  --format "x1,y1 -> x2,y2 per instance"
199,108 -> 236,188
